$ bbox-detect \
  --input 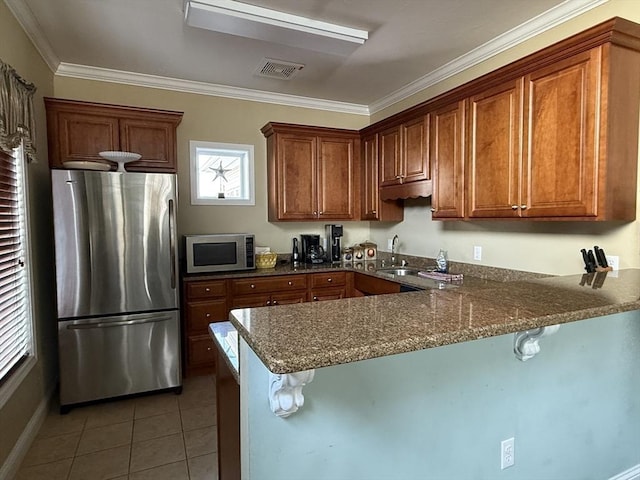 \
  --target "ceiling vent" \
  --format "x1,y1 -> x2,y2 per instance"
255,58 -> 304,80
